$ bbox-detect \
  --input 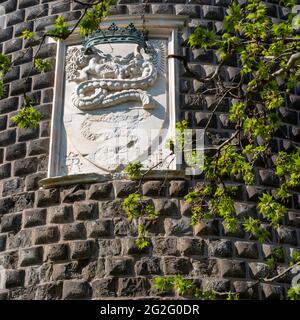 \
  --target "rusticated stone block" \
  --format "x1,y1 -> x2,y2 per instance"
106,257 -> 134,276
164,217 -> 193,236
34,226 -> 59,245
203,5 -> 224,20
35,282 -> 63,300
208,239 -> 232,258
61,223 -> 86,241
17,127 -> 39,142
175,4 -> 199,18
36,189 -> 60,207
114,218 -> 135,236
287,211 -> 300,228
162,257 -> 192,275
62,280 -> 91,300
0,234 -> 6,252
135,257 -> 161,276
222,221 -> 245,238
152,237 -> 179,256
249,262 -> 270,279
70,240 -> 94,260
51,262 -> 80,282
46,243 -> 69,262
218,259 -> 246,278
73,201 -> 98,220
61,188 -> 86,203
169,180 -> 188,197
87,182 -> 113,200
262,244 -> 285,262
86,219 -> 112,238
0,97 -> 18,115
92,278 -> 117,298
0,213 -> 22,232
6,229 -> 32,250
0,129 -> 16,147
0,163 -> 11,180
118,277 -> 151,297
114,180 -> 138,197
122,237 -> 150,255
48,205 -> 73,223
28,138 -> 49,155
19,246 -> 43,267
142,181 -> 166,196
23,208 -> 46,228
277,226 -> 297,245
178,237 -> 204,256
99,200 -> 125,218
0,251 -> 18,269
259,169 -> 279,187
194,219 -> 219,236
153,199 -> 179,217
262,283 -> 283,300
98,239 -> 121,257
235,241 -> 259,259
5,143 -> 26,161
0,270 -> 25,289
202,279 -> 230,293
234,202 -> 257,218
233,281 -> 259,299
1,173 -> 21,196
